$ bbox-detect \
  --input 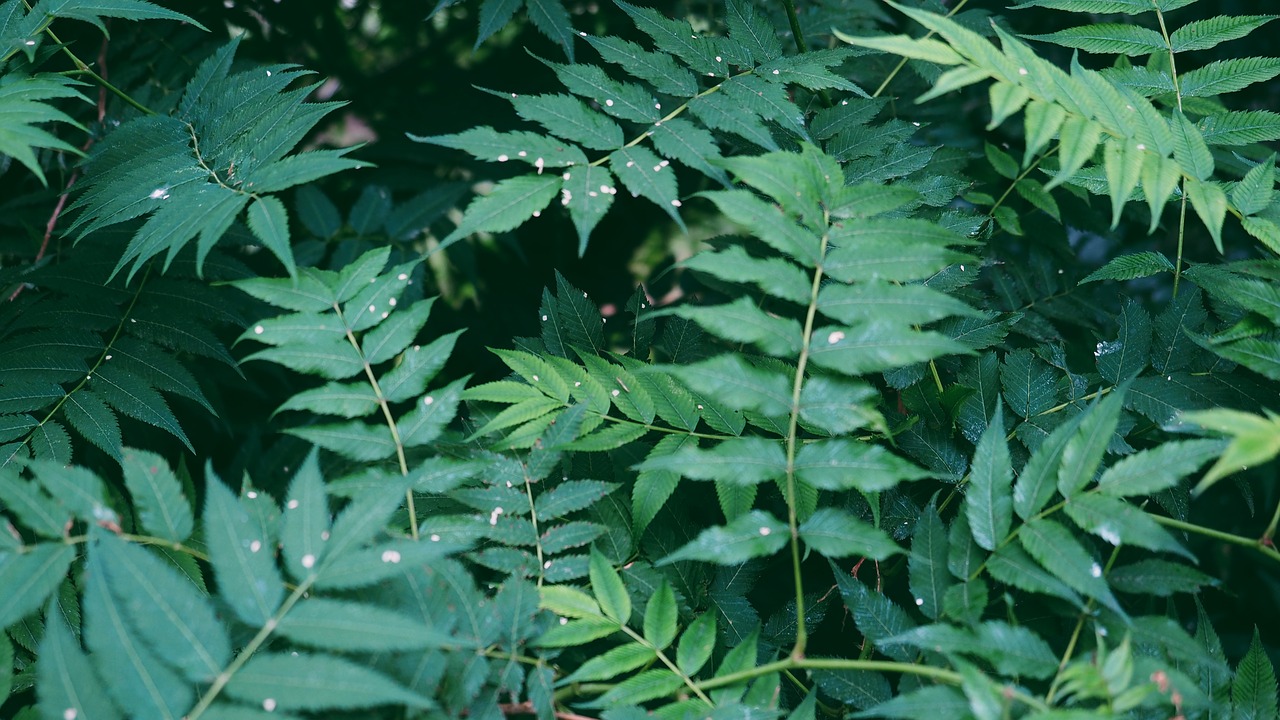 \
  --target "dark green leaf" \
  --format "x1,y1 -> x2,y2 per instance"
965,406 -> 1012,551
908,502 -> 950,620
